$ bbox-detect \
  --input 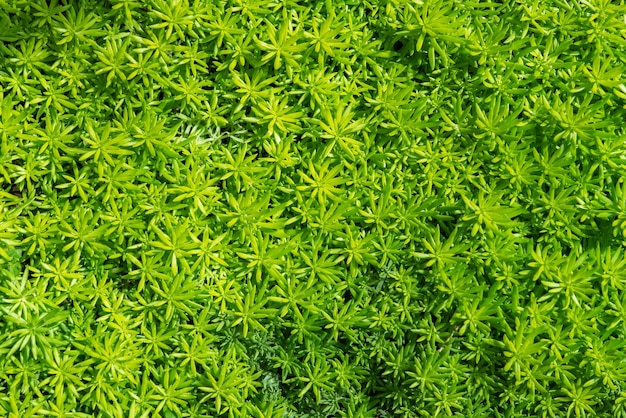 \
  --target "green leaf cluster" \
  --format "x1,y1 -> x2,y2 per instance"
1,0 -> 626,417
